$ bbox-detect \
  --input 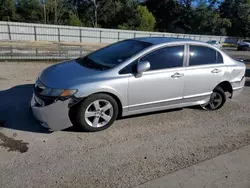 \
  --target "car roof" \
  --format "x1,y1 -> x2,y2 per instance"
134,37 -> 197,45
